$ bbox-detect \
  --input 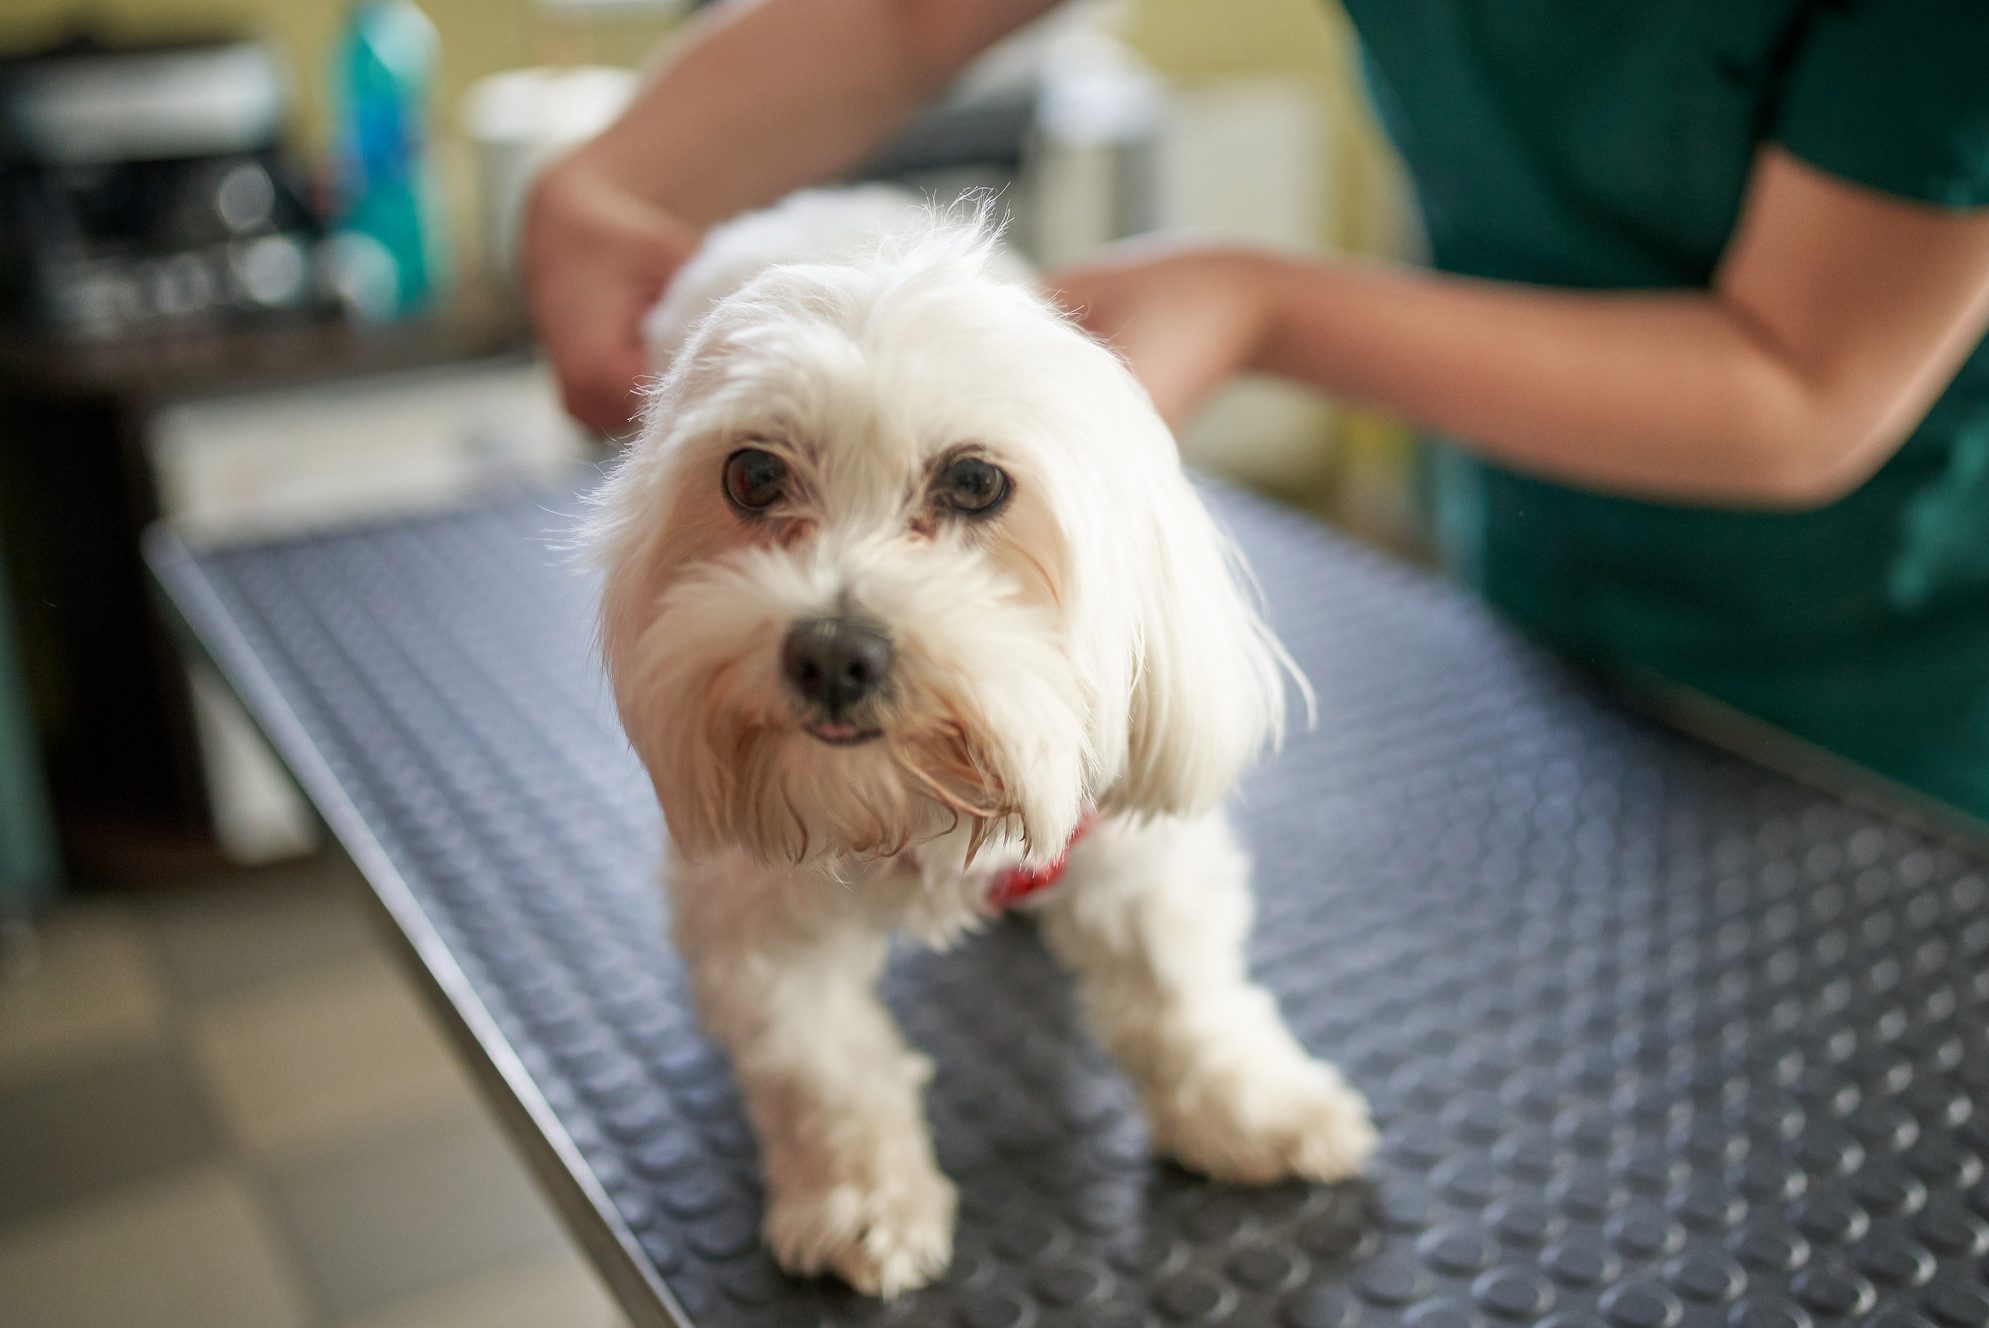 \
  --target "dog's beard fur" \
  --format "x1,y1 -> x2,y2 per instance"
618,531 -> 1088,871
593,190 -> 1297,882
